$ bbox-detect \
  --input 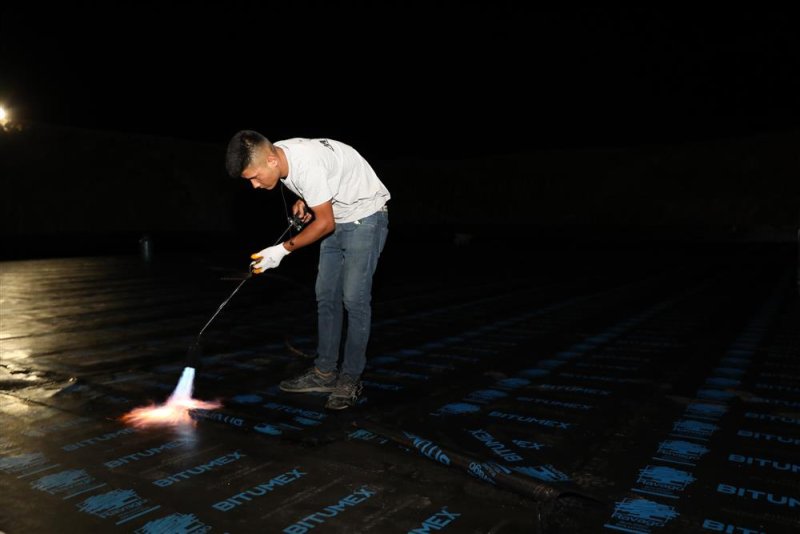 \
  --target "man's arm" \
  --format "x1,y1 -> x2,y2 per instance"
249,200 -> 335,274
283,200 -> 334,252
